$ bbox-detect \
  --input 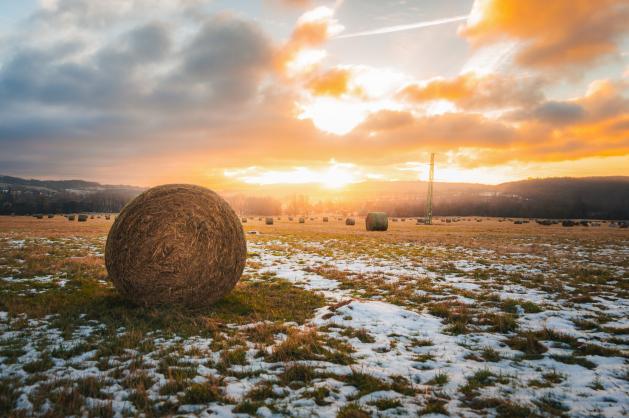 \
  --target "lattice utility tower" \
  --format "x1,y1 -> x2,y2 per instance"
425,153 -> 435,225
